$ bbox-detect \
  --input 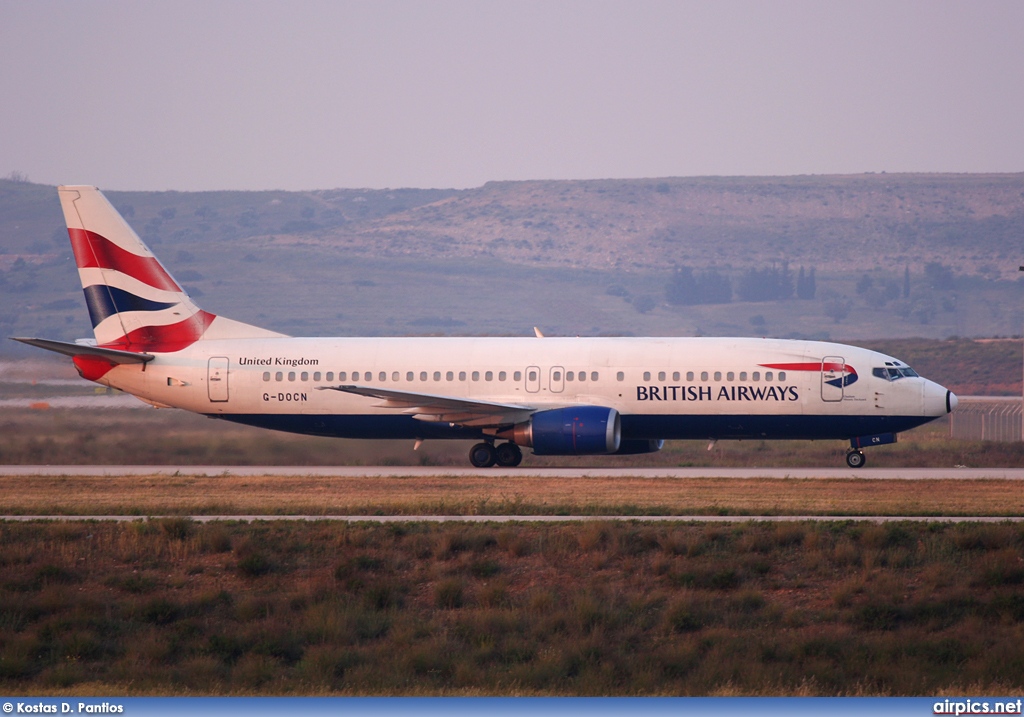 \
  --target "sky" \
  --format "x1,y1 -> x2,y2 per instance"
2,0 -> 1023,191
